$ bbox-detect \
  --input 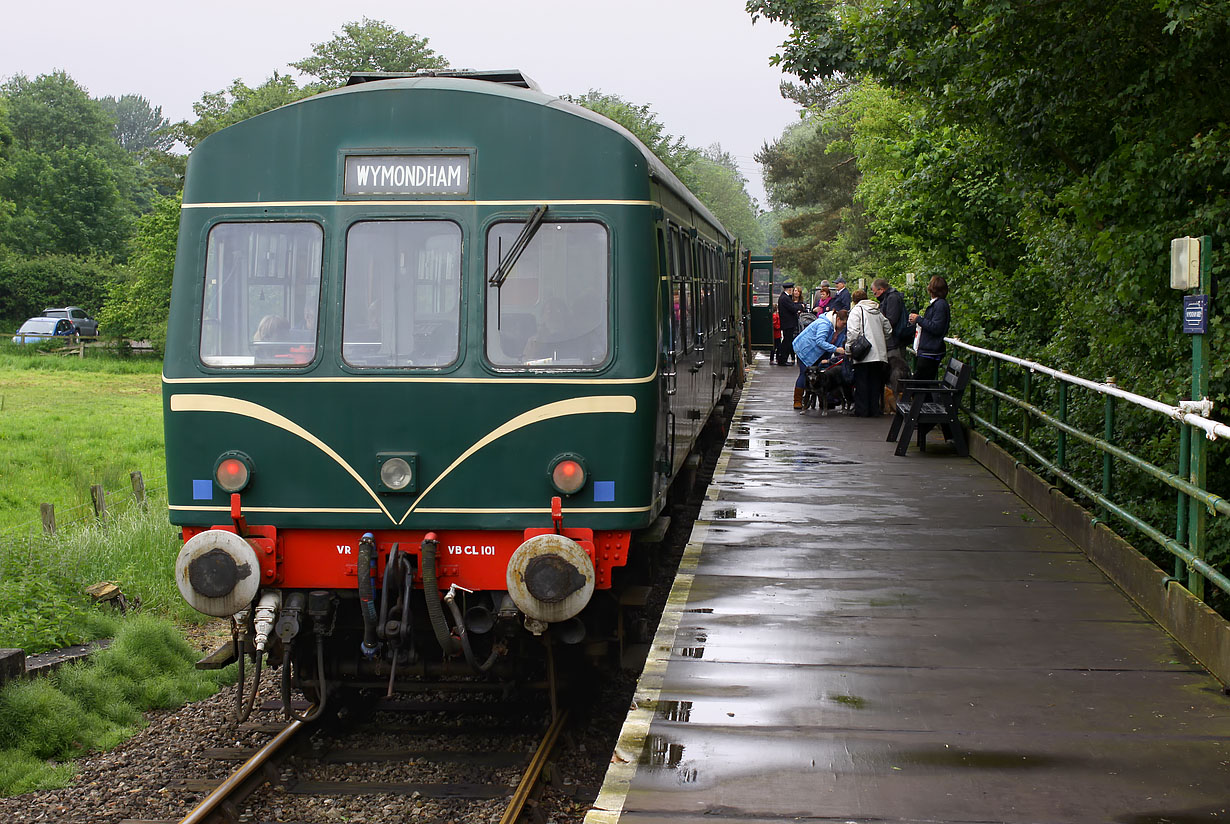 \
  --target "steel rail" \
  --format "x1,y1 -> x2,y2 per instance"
500,708 -> 569,824
948,338 -> 1230,441
178,714 -> 308,824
